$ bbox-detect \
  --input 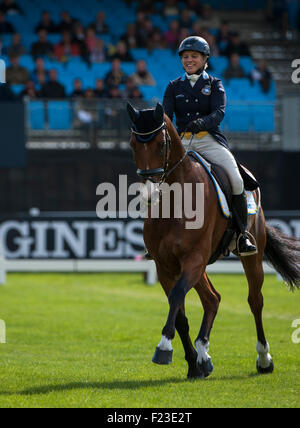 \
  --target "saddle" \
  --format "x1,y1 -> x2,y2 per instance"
187,150 -> 260,265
